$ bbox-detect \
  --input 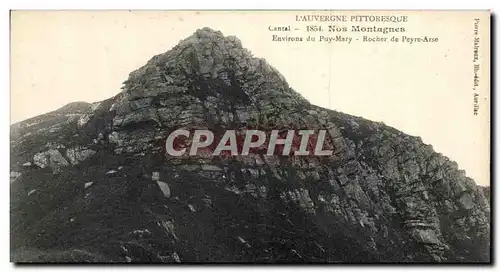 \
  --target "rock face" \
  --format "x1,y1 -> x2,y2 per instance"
10,28 -> 490,263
